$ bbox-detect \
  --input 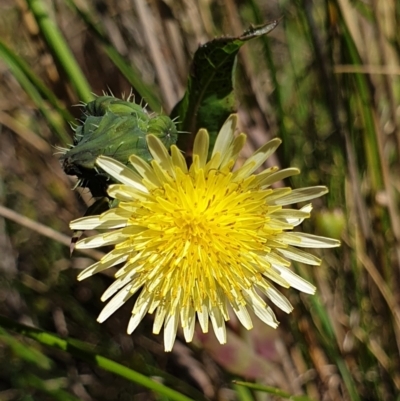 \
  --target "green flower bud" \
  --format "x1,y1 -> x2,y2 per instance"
61,96 -> 178,197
